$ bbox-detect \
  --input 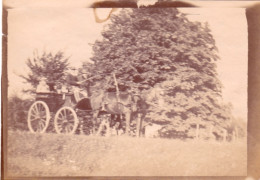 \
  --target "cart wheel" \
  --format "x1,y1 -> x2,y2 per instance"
54,107 -> 79,134
27,101 -> 51,133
